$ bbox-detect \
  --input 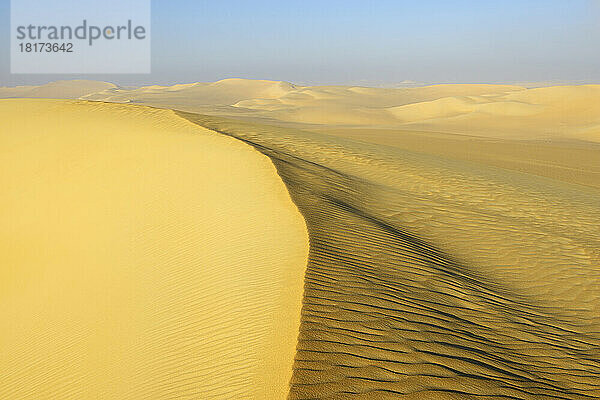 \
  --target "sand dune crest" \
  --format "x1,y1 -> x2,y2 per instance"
0,99 -> 308,399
